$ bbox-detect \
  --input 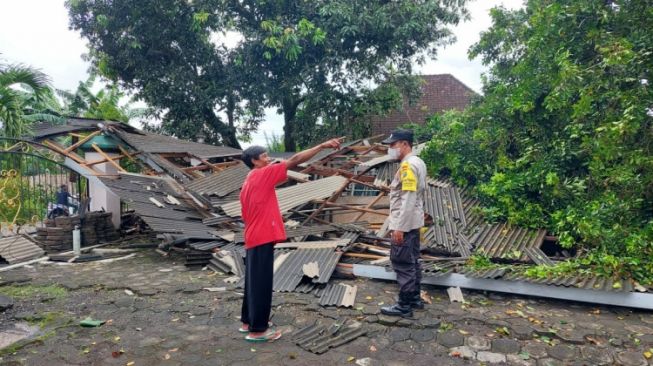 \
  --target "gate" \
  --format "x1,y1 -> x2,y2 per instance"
0,138 -> 89,227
